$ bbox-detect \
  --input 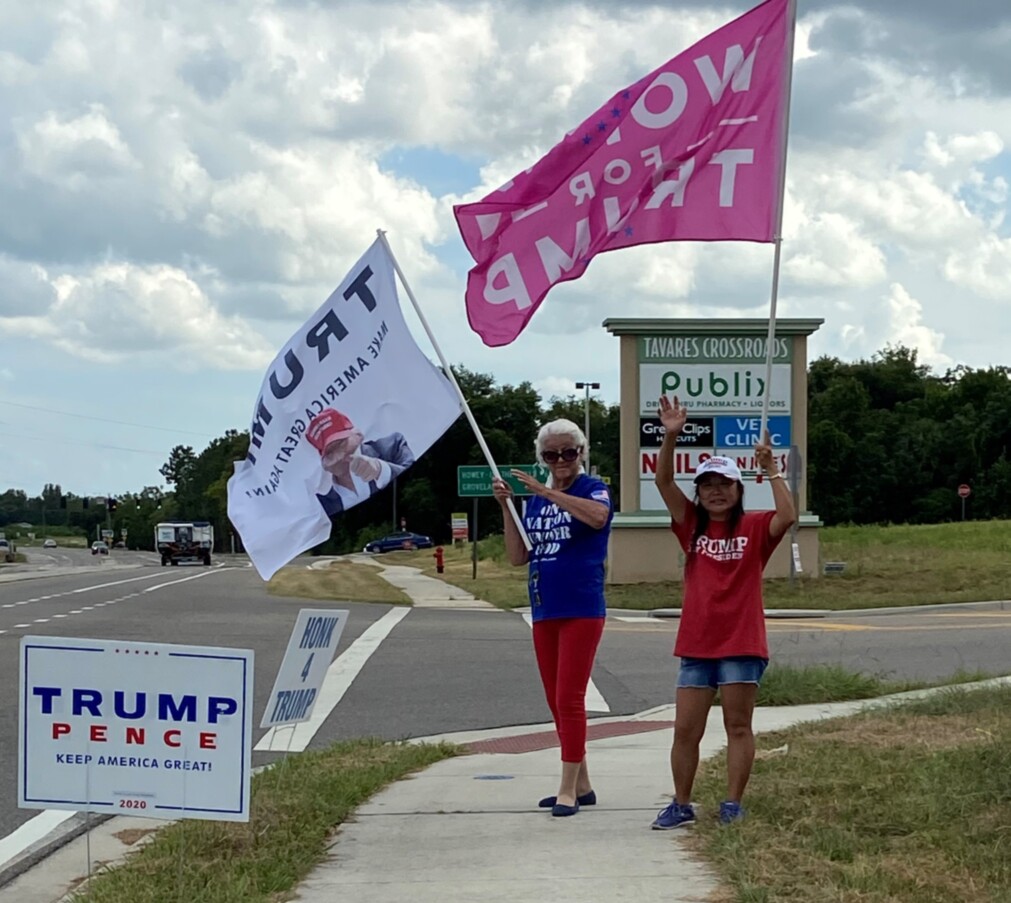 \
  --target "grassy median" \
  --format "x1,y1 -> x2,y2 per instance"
690,683 -> 1011,902
267,559 -> 412,605
353,519 -> 1011,612
71,739 -> 455,903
